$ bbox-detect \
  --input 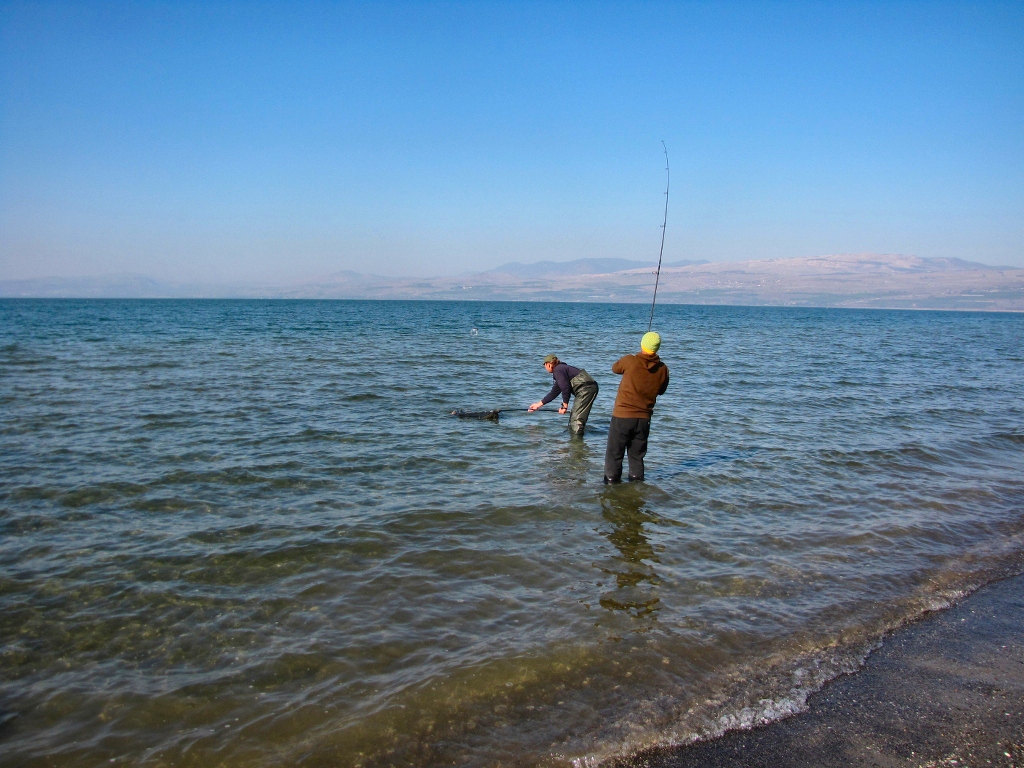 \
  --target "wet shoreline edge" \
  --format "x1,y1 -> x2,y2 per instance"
622,572 -> 1024,767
